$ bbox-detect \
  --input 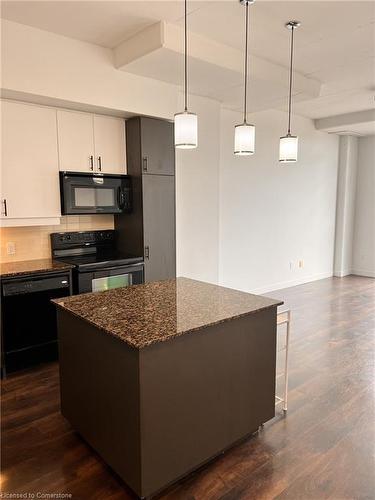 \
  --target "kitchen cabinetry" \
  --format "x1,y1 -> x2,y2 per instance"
93,115 -> 126,174
142,175 -> 175,282
140,117 -> 175,175
1,101 -> 61,226
57,110 -> 95,172
0,100 -> 126,228
115,116 -> 176,282
57,110 -> 126,174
